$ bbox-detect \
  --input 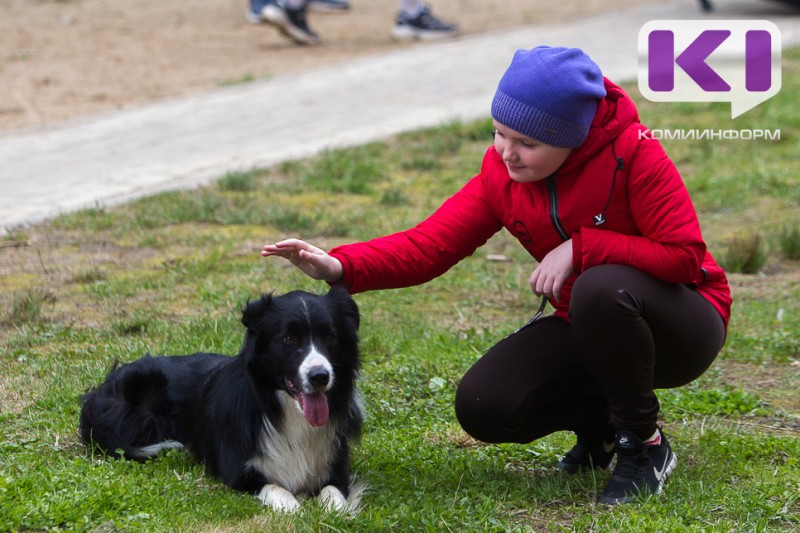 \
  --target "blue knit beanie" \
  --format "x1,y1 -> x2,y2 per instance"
491,46 -> 607,148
